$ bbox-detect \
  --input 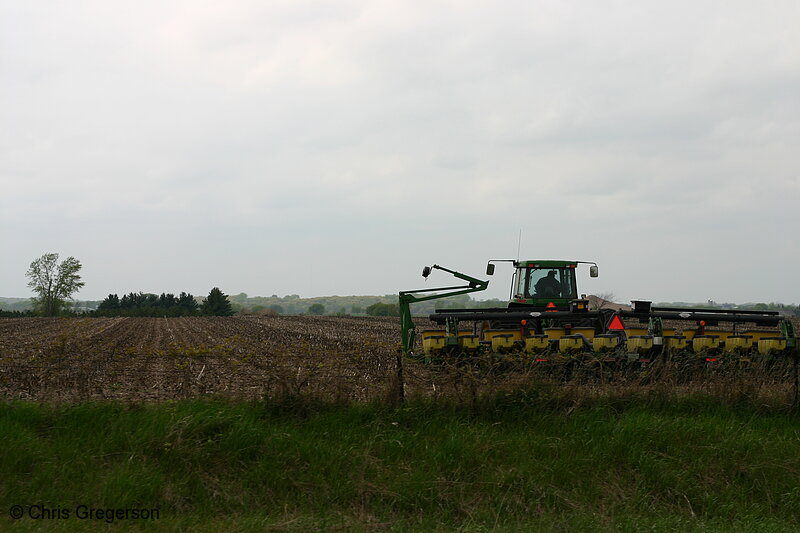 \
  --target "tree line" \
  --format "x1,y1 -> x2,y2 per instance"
10,253 -> 238,318
10,252 -> 800,318
229,293 -> 511,317
0,310 -> 37,318
95,288 -> 233,317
